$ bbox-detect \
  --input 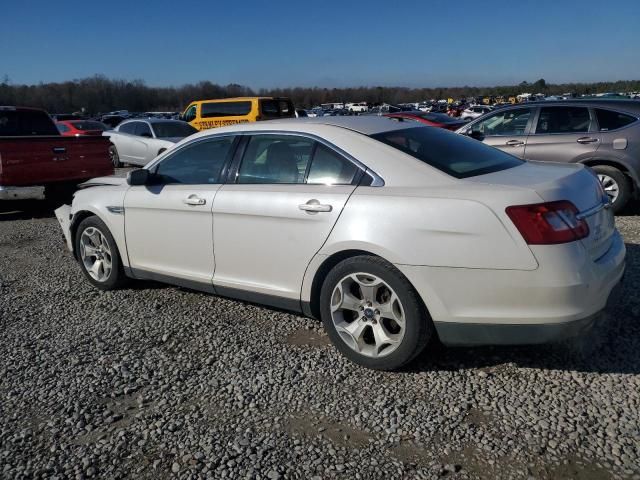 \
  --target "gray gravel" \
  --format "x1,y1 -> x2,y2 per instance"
1,201 -> 639,480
